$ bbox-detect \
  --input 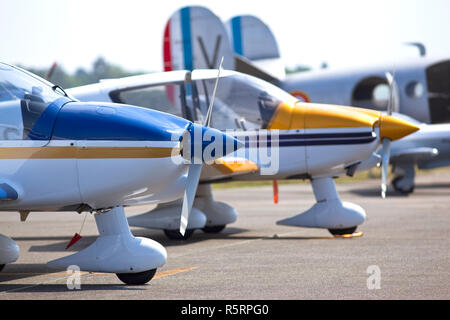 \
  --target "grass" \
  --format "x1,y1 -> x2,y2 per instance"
212,166 -> 450,190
